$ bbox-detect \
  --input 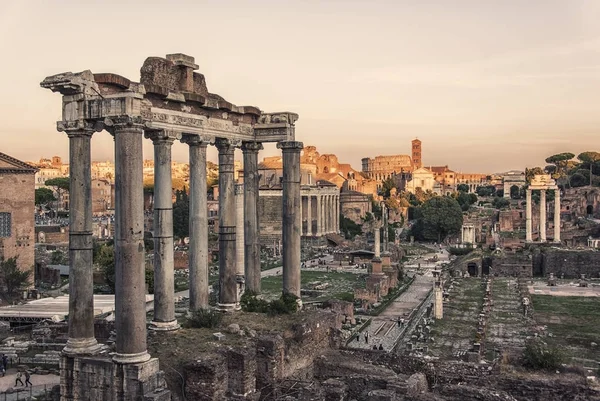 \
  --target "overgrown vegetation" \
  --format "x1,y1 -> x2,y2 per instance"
185,308 -> 223,328
0,257 -> 32,301
240,291 -> 299,315
522,338 -> 564,371
448,246 -> 474,256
